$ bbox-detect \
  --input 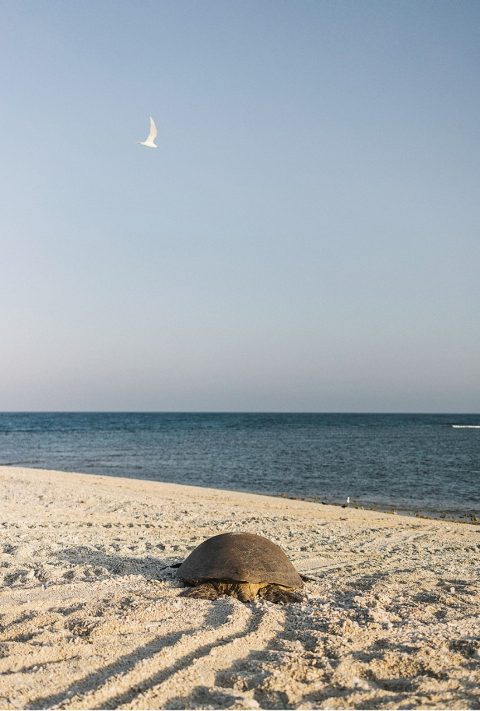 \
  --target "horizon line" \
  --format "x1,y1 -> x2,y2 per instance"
1,410 -> 479,416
